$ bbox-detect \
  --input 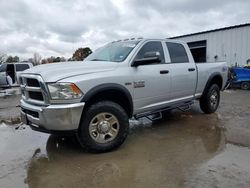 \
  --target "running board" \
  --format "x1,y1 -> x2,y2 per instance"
146,112 -> 162,121
134,101 -> 194,120
177,104 -> 191,112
